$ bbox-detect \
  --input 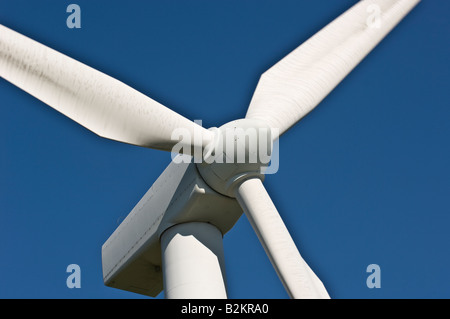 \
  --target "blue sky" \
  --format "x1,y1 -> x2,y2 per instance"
0,0 -> 449,299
